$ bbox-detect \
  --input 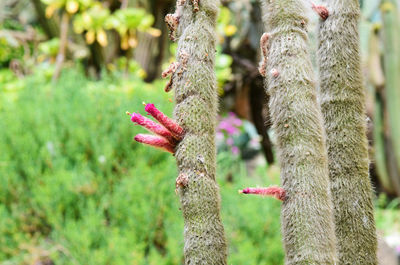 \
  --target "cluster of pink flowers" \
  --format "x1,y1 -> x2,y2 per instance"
128,103 -> 184,153
216,112 -> 243,156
